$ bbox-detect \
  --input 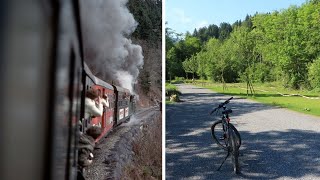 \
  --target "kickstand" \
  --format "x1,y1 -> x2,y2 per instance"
217,151 -> 230,171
